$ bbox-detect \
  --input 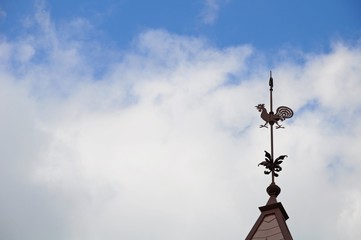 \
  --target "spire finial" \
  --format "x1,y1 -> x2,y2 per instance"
269,71 -> 273,89
255,73 -> 293,195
